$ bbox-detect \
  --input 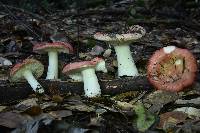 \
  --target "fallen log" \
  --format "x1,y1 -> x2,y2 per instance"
0,76 -> 152,104
2,73 -> 199,105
